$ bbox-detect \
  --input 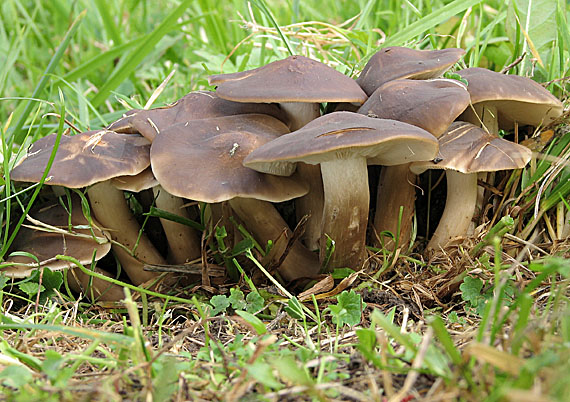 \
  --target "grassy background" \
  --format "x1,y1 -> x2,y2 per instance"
0,0 -> 569,400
